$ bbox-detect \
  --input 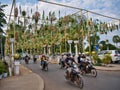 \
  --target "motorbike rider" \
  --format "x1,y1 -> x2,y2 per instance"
33,54 -> 37,63
59,54 -> 65,68
41,55 -> 48,68
77,54 -> 83,69
64,53 -> 78,79
25,54 -> 30,64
